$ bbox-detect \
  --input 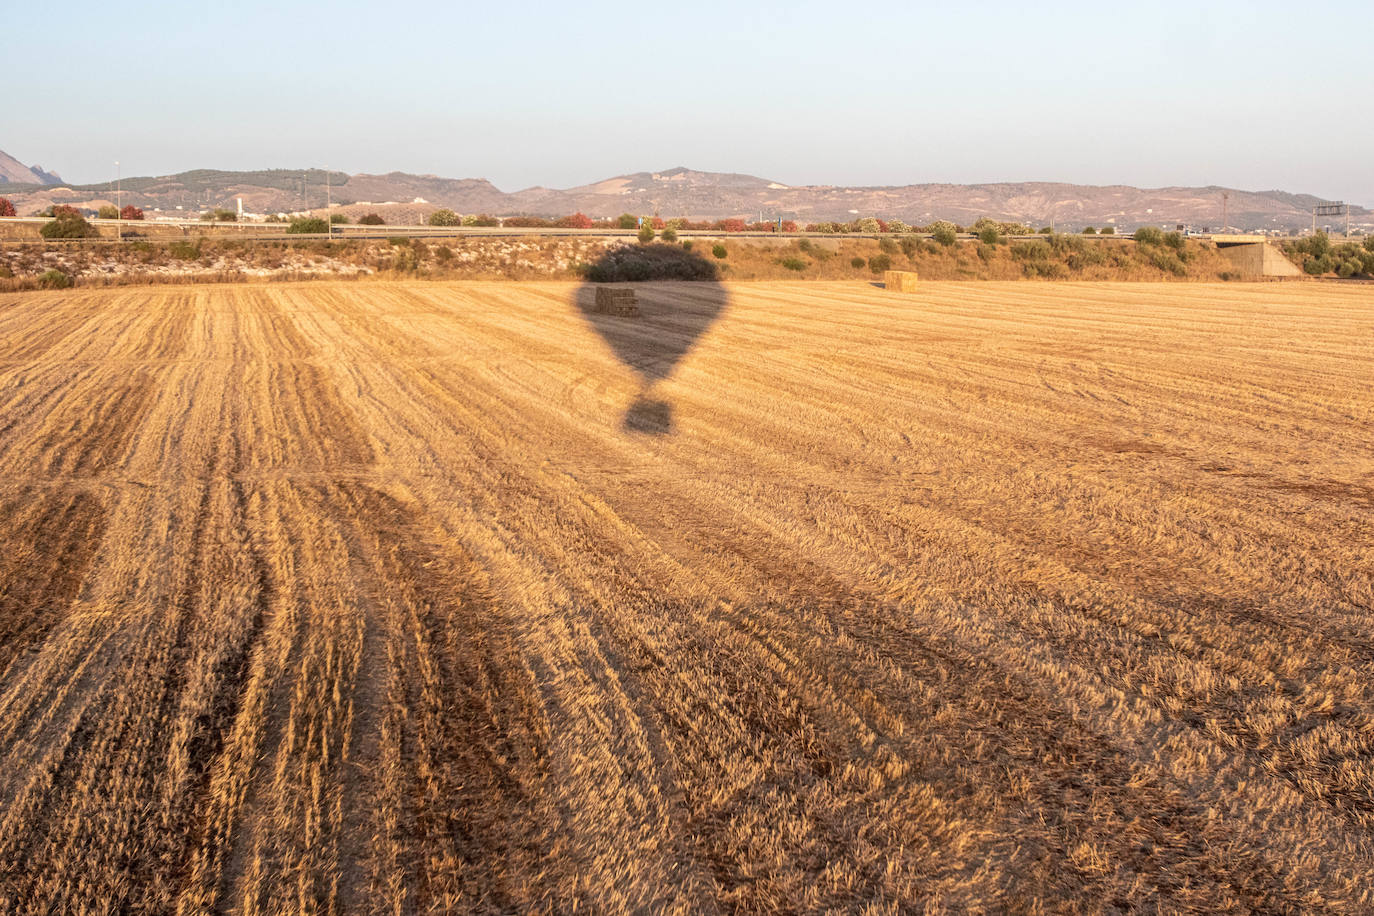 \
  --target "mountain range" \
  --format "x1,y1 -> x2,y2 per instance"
0,149 -> 61,186
0,153 -> 1366,232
